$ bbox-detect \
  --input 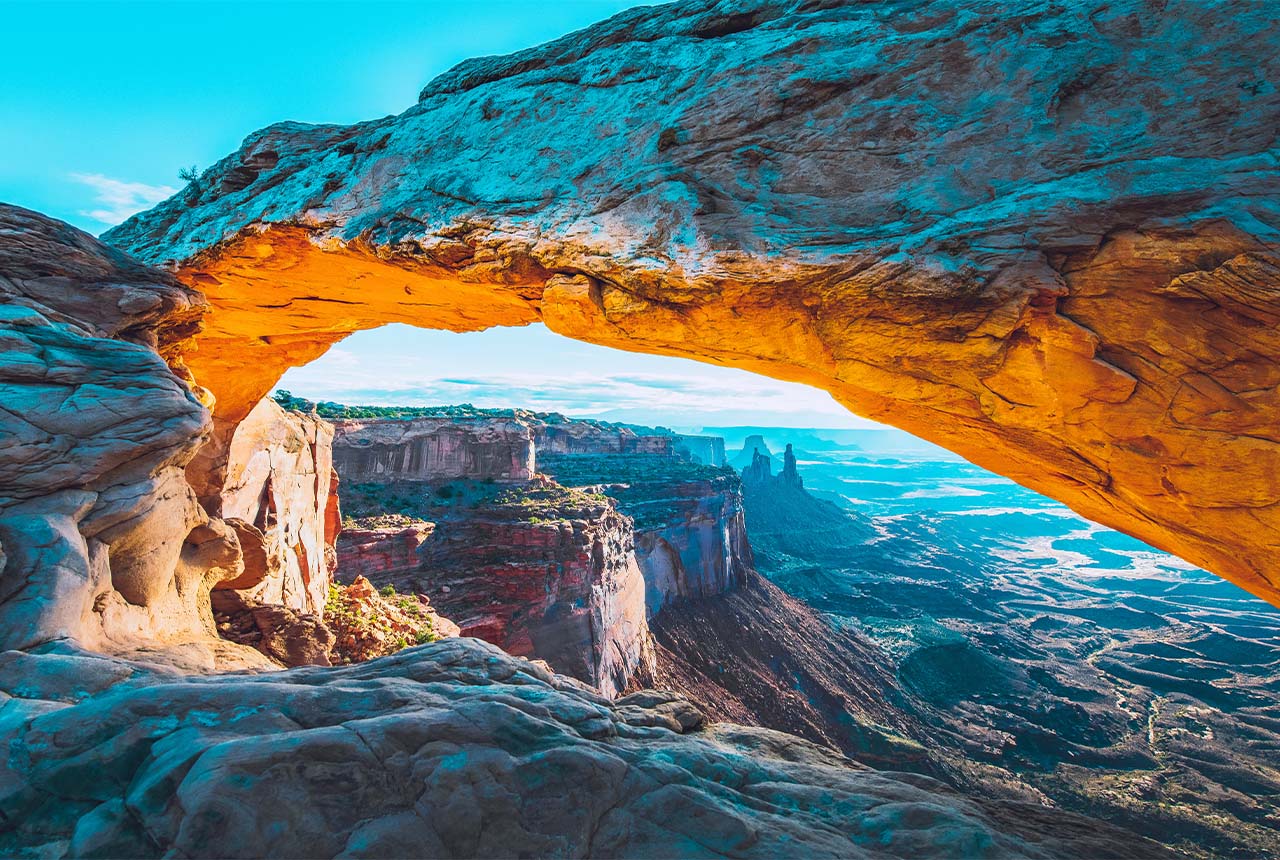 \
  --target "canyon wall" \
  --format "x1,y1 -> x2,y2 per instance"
217,397 -> 336,616
631,478 -> 752,615
335,519 -> 434,583
331,417 -> 749,693
673,434 -> 727,466
401,485 -> 652,698
105,0 -> 1280,609
533,422 -> 673,456
332,416 -> 535,482
538,453 -> 752,616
